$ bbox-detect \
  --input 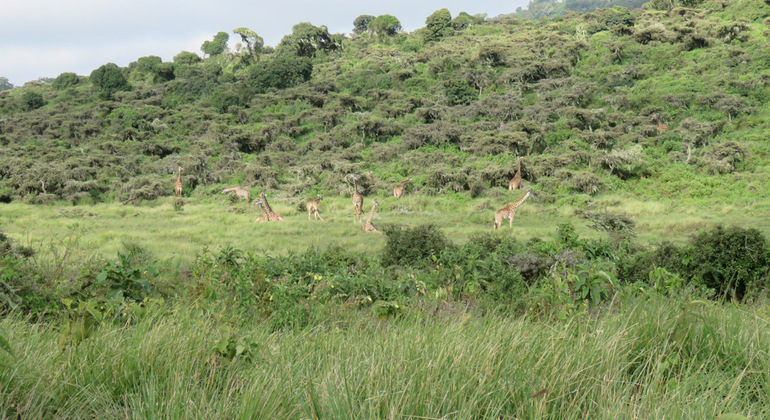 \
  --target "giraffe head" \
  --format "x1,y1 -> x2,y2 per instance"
651,113 -> 660,122
373,200 -> 380,207
252,198 -> 263,207
317,194 -> 323,202
260,192 -> 267,200
178,166 -> 183,173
